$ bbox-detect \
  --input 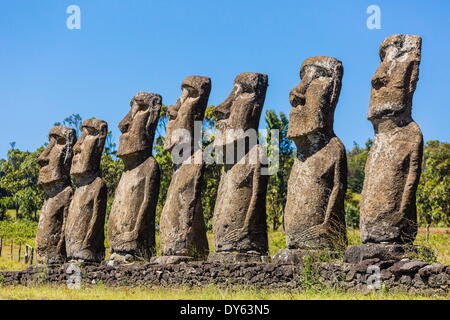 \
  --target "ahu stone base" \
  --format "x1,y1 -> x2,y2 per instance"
1,259 -> 448,295
207,252 -> 269,263
150,256 -> 195,264
344,243 -> 435,264
273,249 -> 341,265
